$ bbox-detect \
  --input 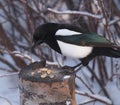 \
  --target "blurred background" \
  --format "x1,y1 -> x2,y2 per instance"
0,0 -> 120,105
